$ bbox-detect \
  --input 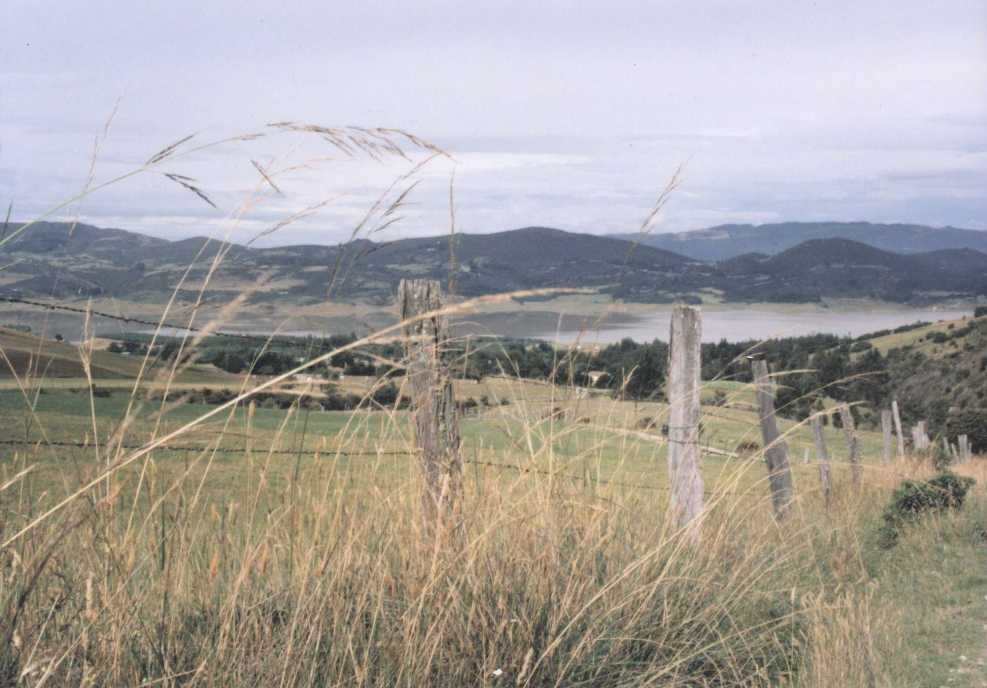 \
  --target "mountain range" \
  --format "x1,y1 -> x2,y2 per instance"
1,221 -> 986,306
611,221 -> 987,262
